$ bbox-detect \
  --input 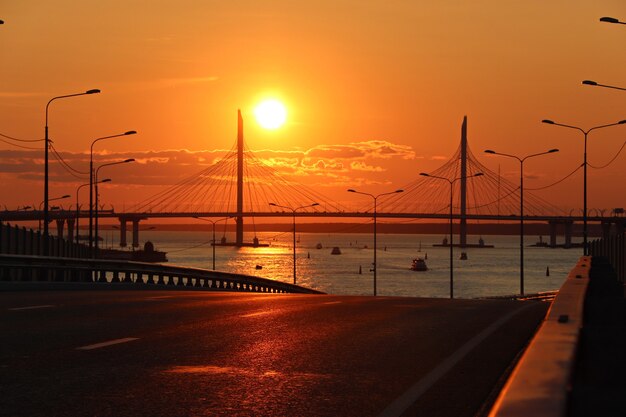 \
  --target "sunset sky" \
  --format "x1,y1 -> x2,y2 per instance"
1,1 -> 625,215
